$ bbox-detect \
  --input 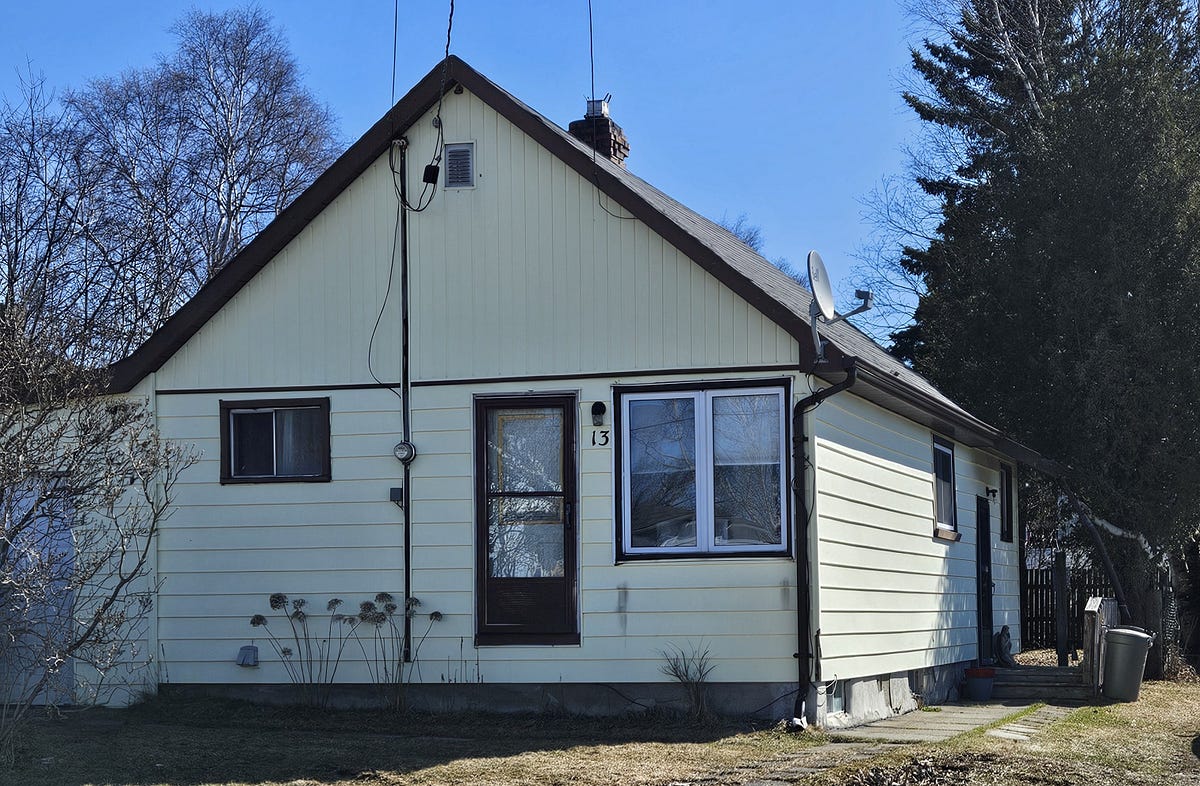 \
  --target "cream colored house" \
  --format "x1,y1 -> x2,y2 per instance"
105,57 -> 1048,725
